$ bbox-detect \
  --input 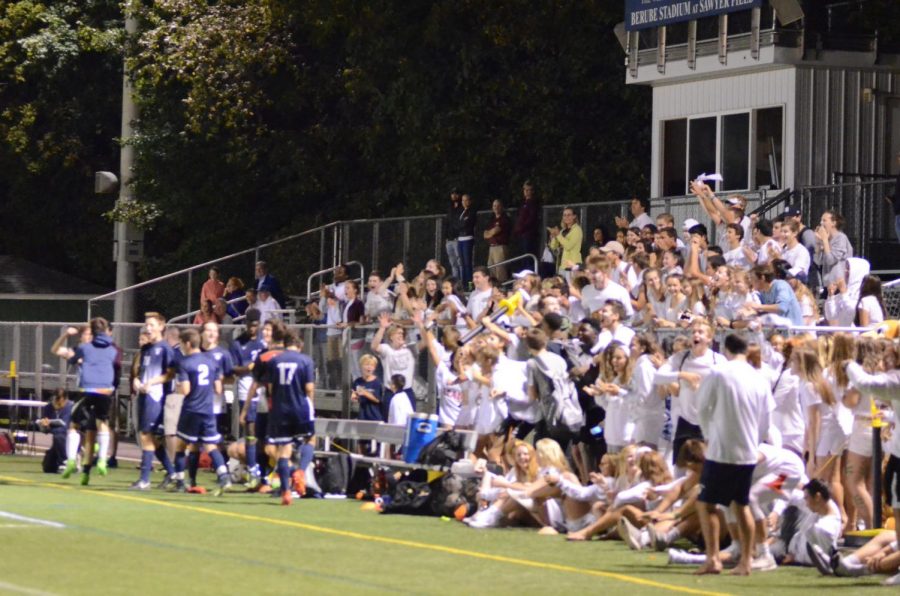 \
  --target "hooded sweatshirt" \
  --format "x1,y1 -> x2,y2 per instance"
824,257 -> 869,326
73,333 -> 120,391
814,230 -> 853,286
